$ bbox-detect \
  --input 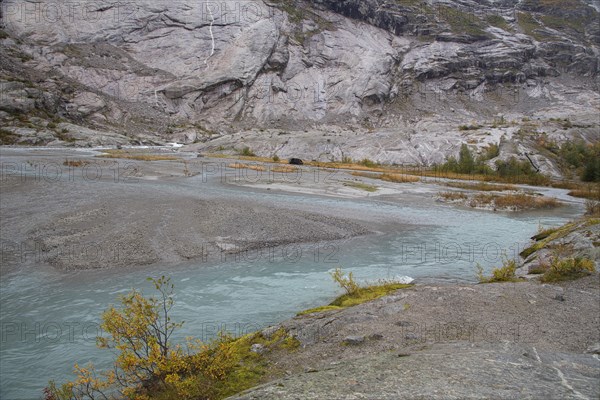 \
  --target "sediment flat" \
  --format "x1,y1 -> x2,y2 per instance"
0,149 -> 376,274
